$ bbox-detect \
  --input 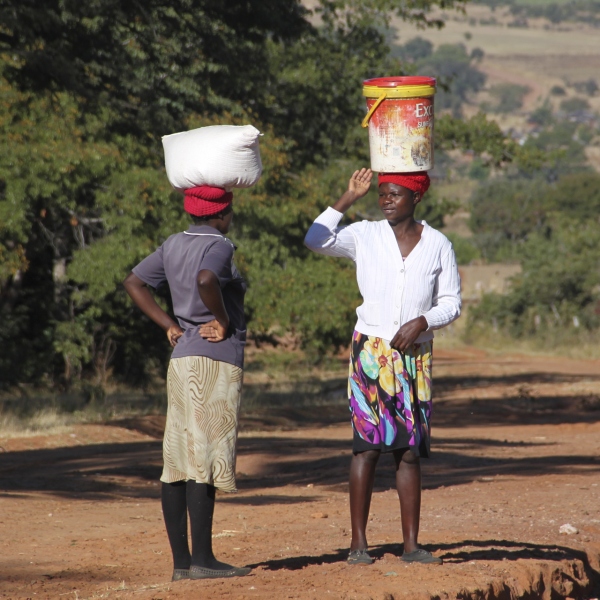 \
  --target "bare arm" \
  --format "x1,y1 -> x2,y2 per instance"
123,272 -> 183,347
197,269 -> 230,342
304,168 -> 373,259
